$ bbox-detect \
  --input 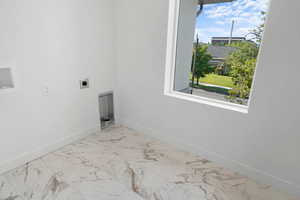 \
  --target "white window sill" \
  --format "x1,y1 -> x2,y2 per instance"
165,90 -> 249,114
